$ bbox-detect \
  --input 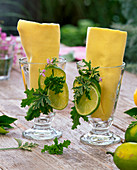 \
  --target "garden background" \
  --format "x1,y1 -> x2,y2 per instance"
0,0 -> 136,74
